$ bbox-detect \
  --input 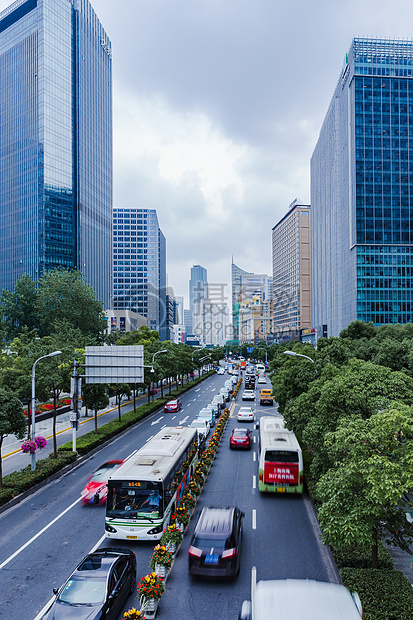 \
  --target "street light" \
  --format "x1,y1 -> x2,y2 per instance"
255,348 -> 268,364
197,354 -> 211,378
150,350 -> 168,400
31,350 -> 62,471
283,350 -> 316,372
